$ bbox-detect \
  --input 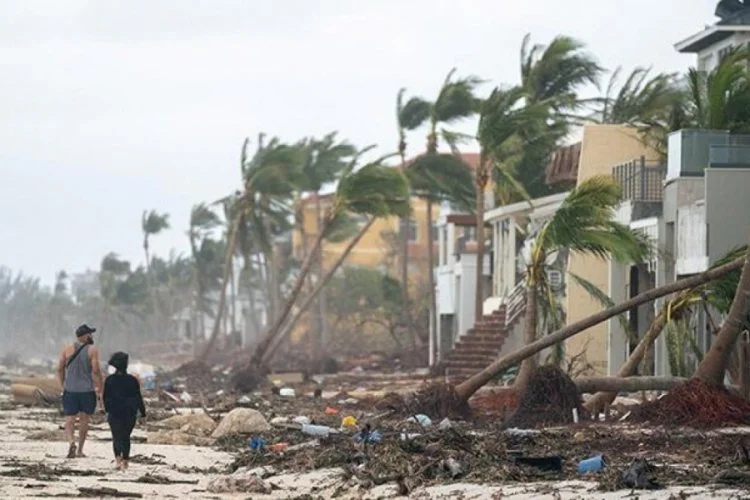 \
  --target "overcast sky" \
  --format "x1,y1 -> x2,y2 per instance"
0,0 -> 718,285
